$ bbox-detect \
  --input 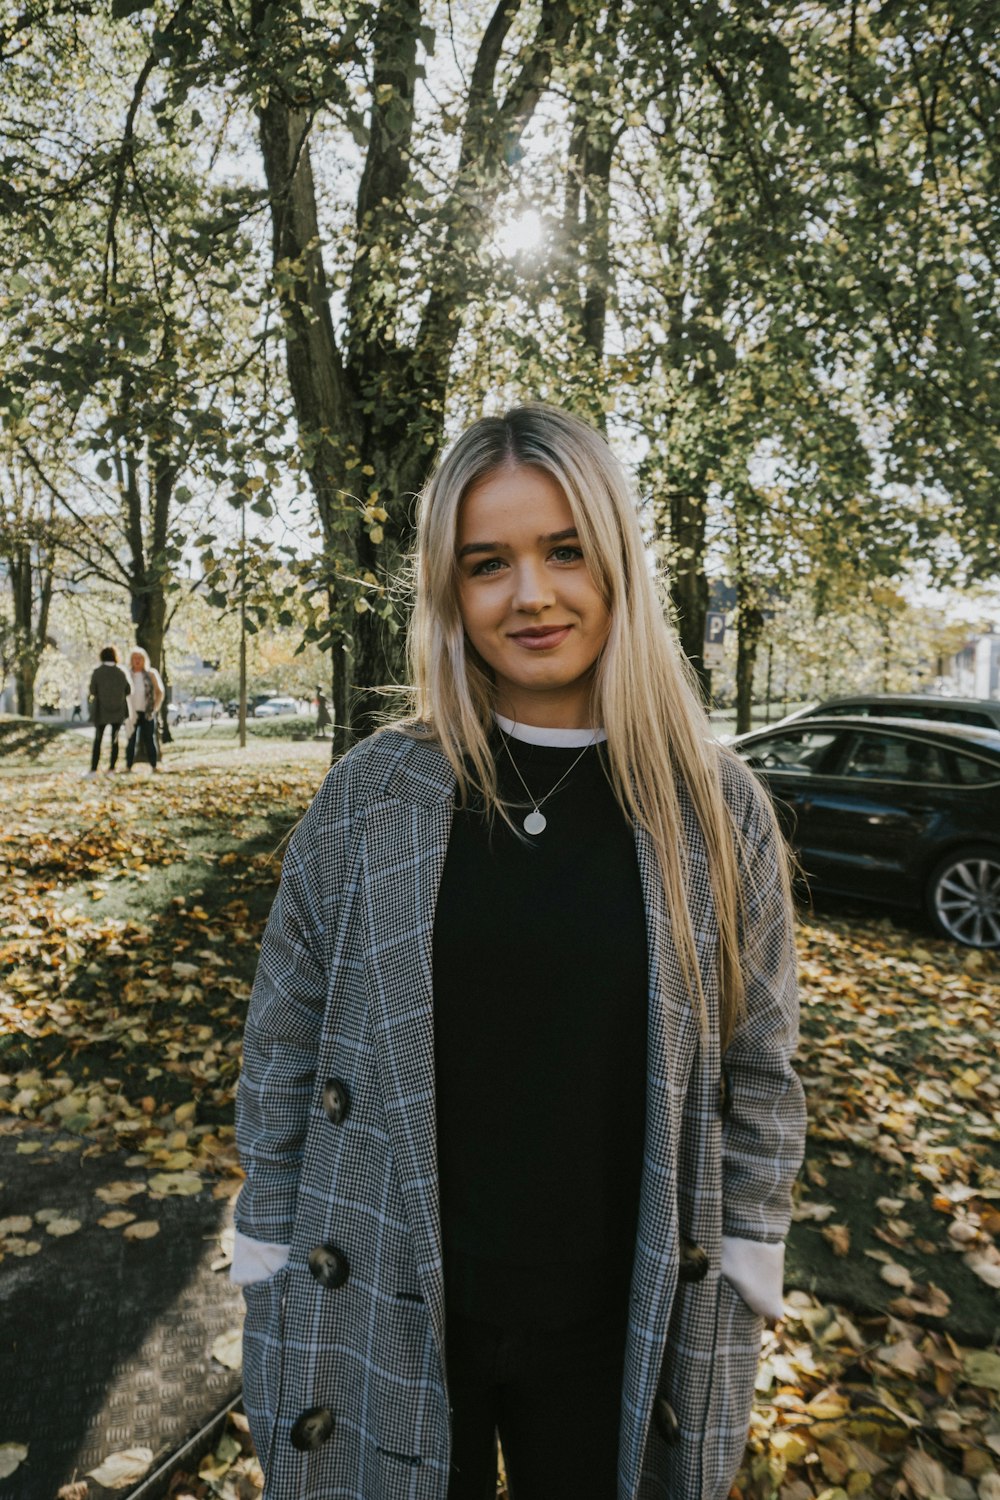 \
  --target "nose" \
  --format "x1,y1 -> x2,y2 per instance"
512,559 -> 555,615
